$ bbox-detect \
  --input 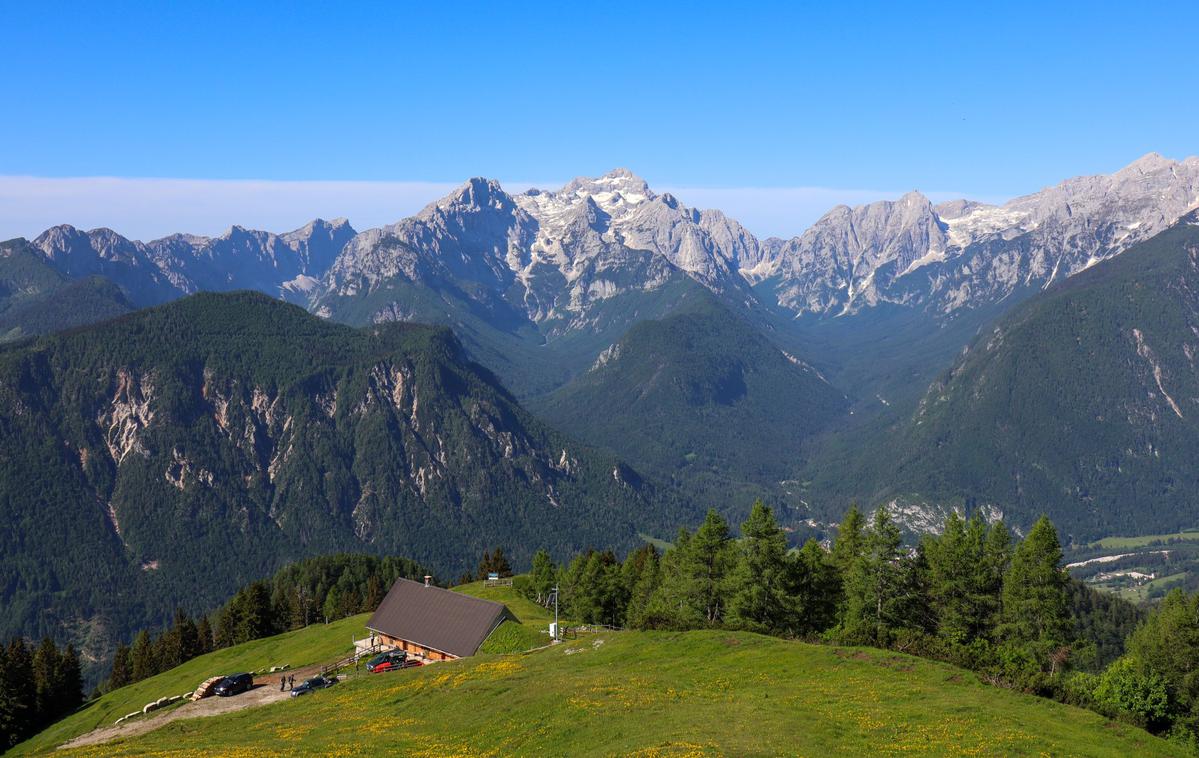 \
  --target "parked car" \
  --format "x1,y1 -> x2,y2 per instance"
366,650 -> 409,673
213,673 -> 253,696
290,675 -> 337,697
